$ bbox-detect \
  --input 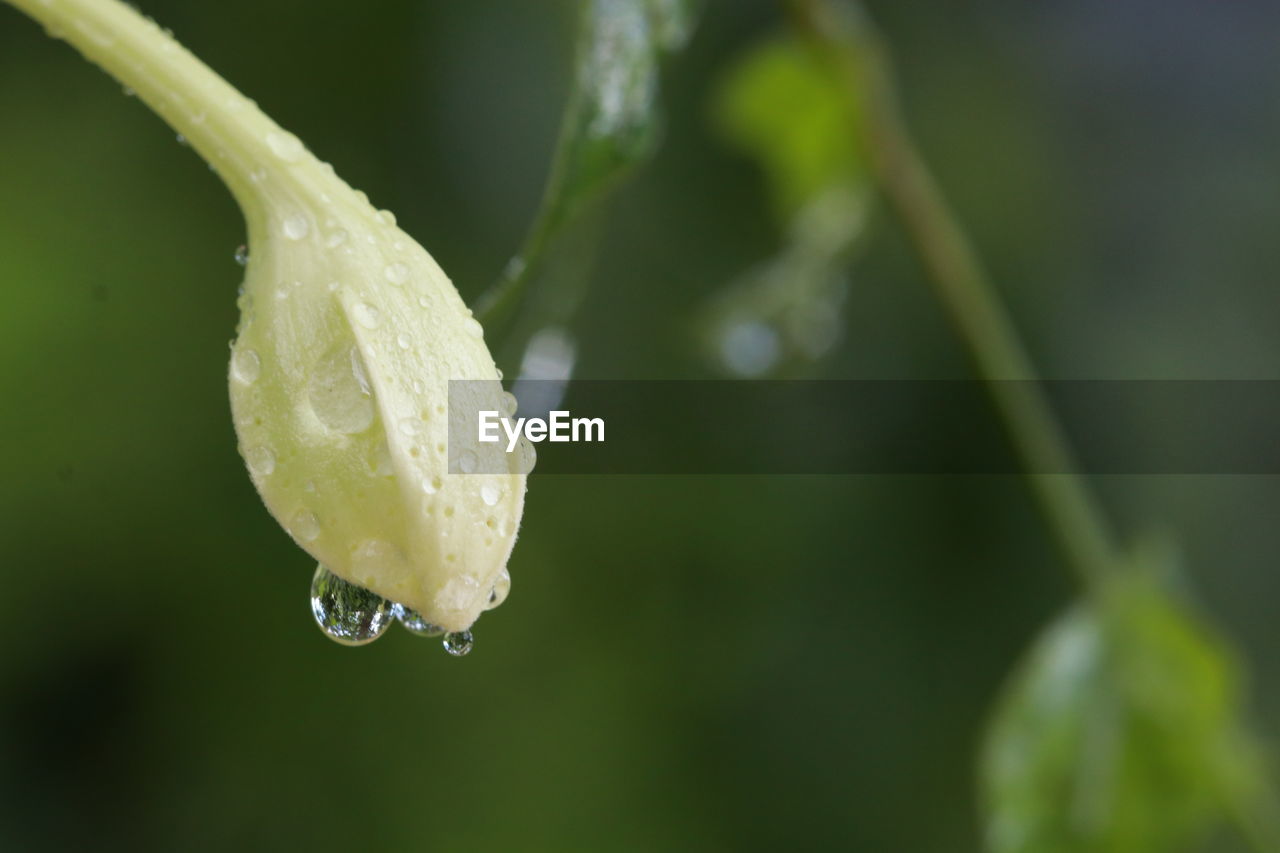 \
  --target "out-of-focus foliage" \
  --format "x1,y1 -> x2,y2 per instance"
477,0 -> 696,335
703,34 -> 867,377
983,568 -> 1270,853
715,35 -> 864,222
